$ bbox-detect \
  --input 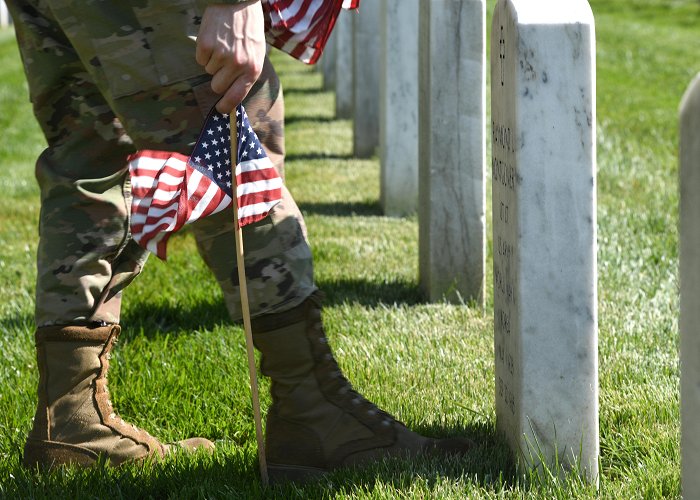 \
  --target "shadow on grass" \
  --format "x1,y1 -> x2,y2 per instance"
285,115 -> 337,126
299,200 -> 383,217
120,277 -> 423,339
318,278 -> 423,307
286,151 -> 355,162
283,86 -> 326,96
7,423 -> 517,498
120,297 -> 231,340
